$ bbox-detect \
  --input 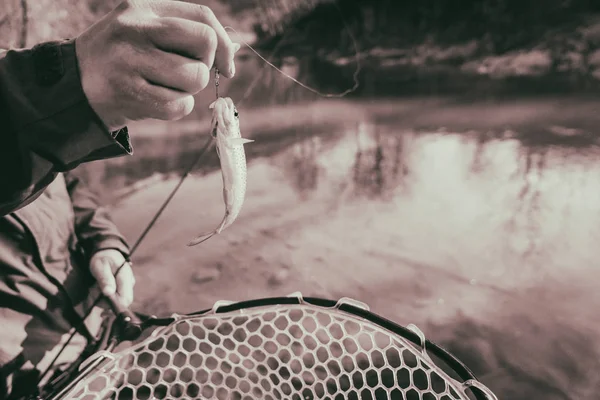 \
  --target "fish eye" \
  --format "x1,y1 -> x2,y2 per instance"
234,110 -> 239,118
